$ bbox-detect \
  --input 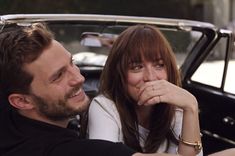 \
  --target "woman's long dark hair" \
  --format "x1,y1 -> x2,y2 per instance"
99,25 -> 180,153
